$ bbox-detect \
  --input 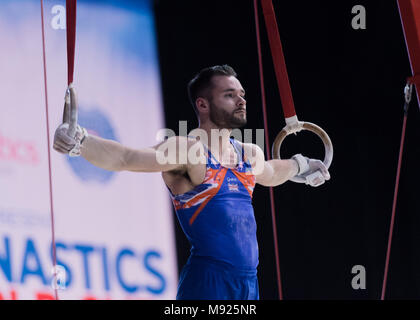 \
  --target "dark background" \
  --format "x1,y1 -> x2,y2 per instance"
153,0 -> 420,299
